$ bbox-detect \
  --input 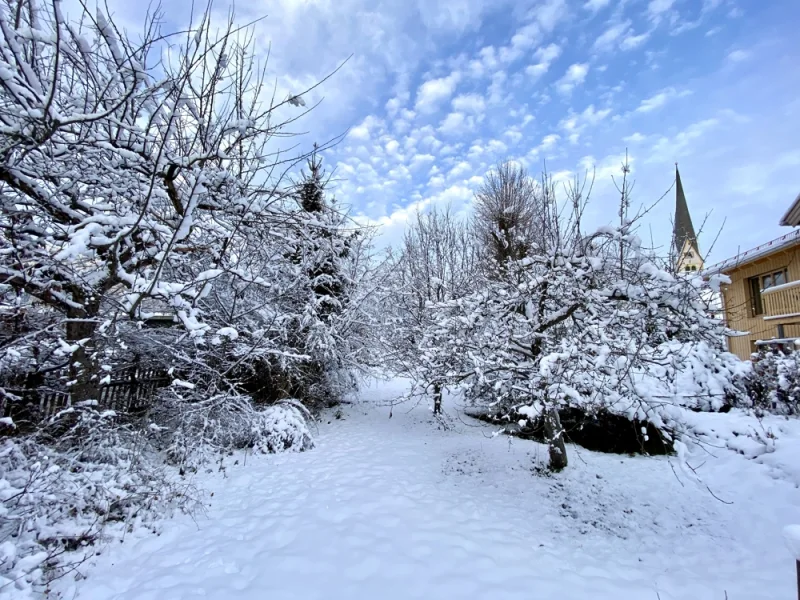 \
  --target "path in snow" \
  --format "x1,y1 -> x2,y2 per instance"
62,379 -> 799,599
